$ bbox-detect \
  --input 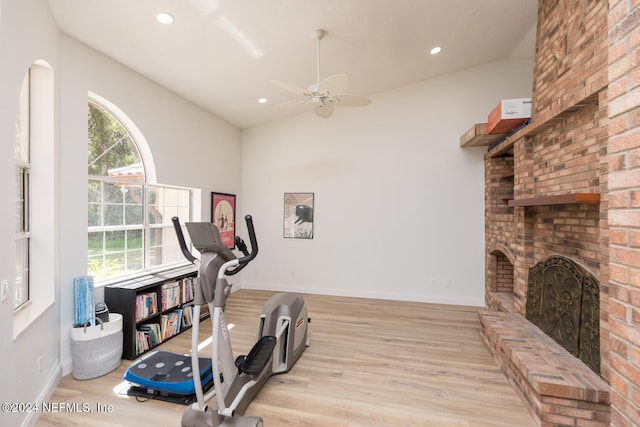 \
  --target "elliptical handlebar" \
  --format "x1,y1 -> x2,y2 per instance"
225,215 -> 258,276
171,215 -> 258,274
172,216 -> 197,264
237,215 -> 258,266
